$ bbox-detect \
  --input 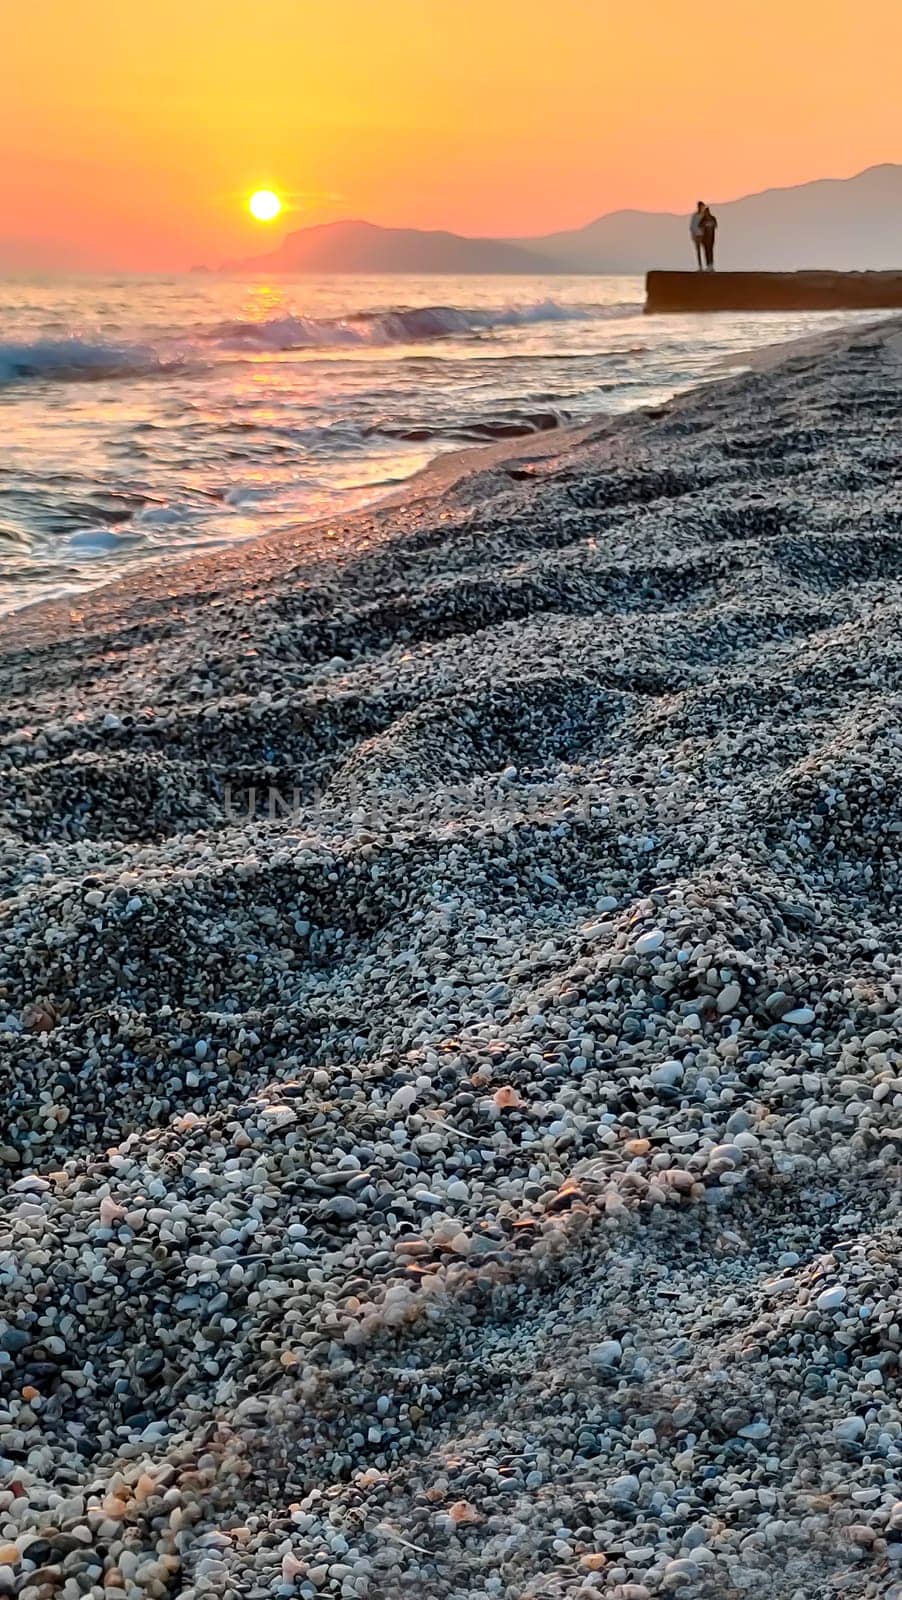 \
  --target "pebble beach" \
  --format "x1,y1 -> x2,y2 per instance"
3,315 -> 902,1599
